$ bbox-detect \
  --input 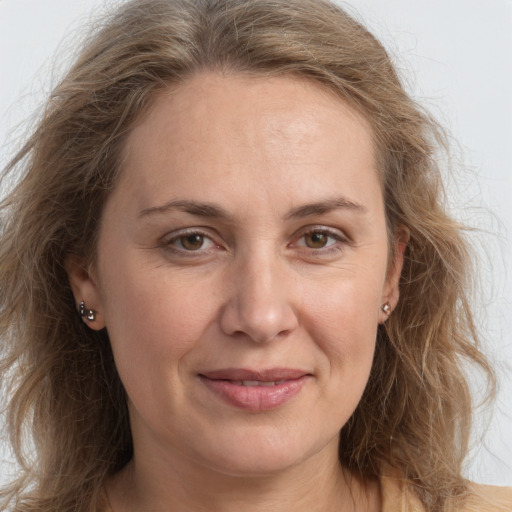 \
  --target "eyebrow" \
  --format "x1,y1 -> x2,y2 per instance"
284,196 -> 367,219
139,196 -> 366,220
139,200 -> 233,220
